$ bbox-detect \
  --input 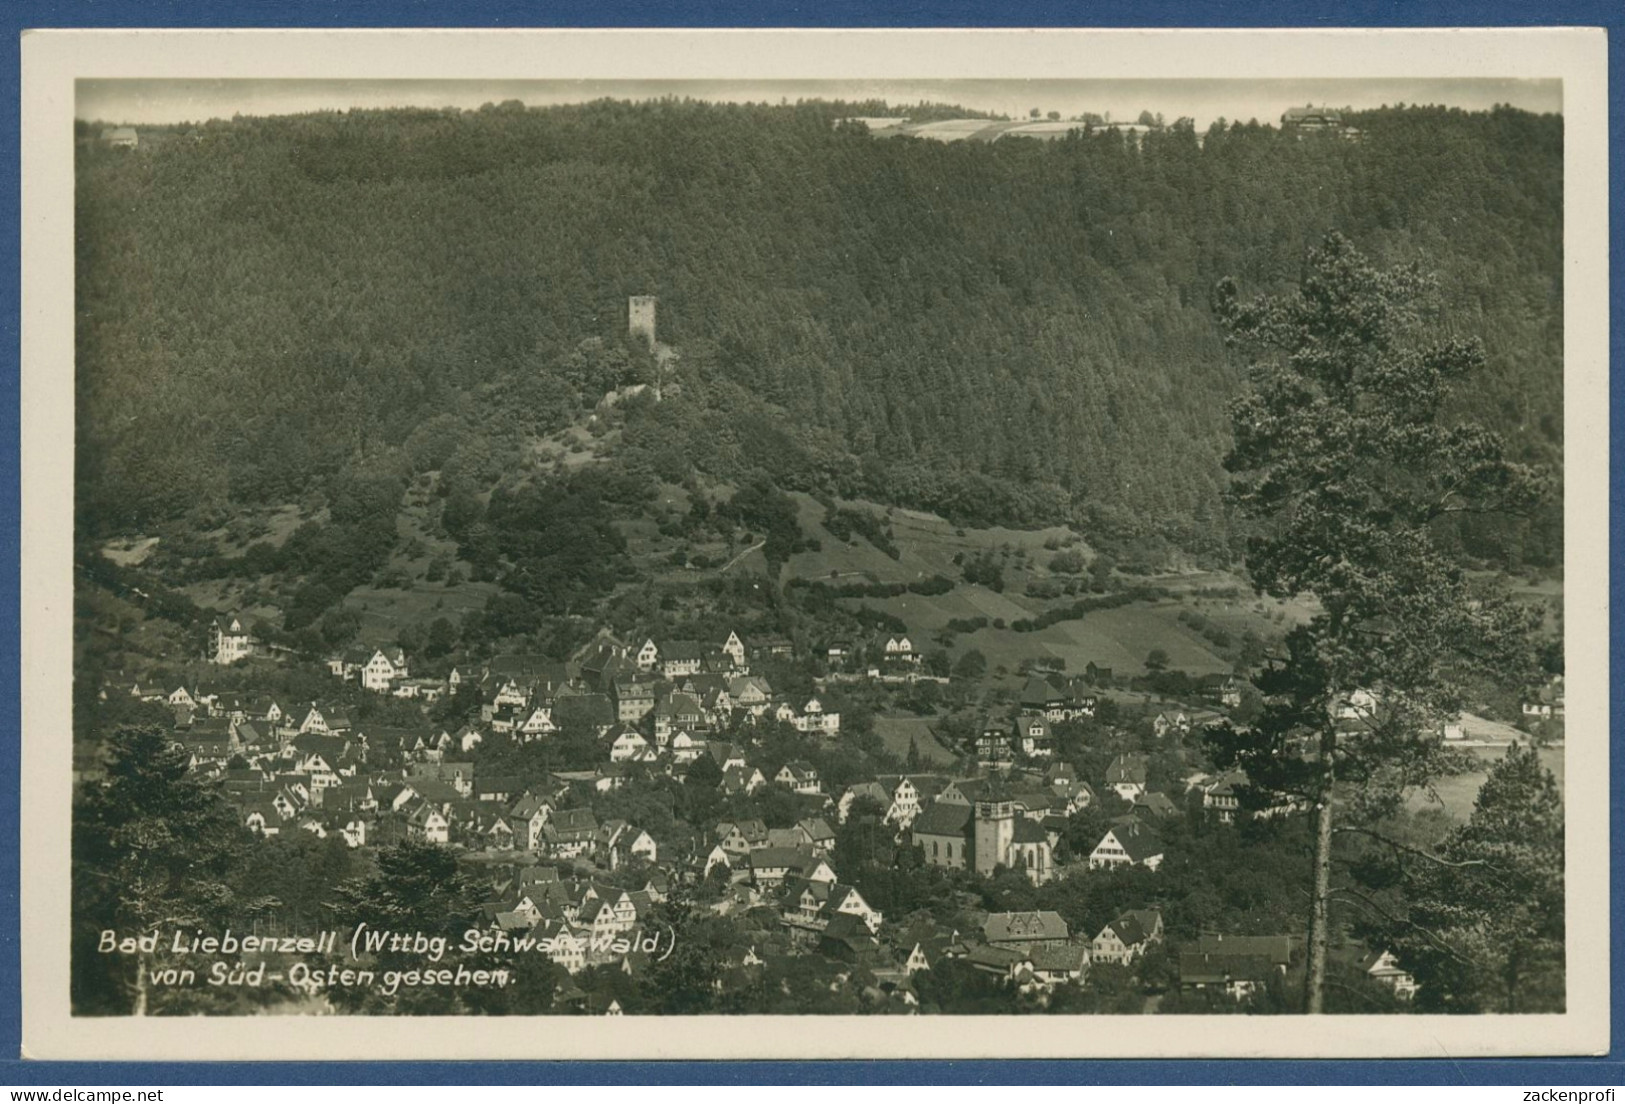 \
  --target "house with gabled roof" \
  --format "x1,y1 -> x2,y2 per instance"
490,678 -> 529,712
1359,948 -> 1419,1000
936,777 -> 992,807
1200,769 -> 1248,824
1020,943 -> 1091,989
1132,791 -> 1180,821
404,758 -> 472,798
819,910 -> 883,964
878,634 -> 918,664
748,845 -> 832,889
796,817 -> 835,854
781,879 -> 882,934
626,828 -> 659,865
697,685 -> 733,726
534,919 -> 589,974
403,799 -> 450,844
787,696 -> 840,736
1179,951 -> 1281,1000
767,827 -> 808,849
964,943 -> 1028,980
1106,753 -> 1149,802
720,764 -> 768,796
876,774 -> 946,828
706,742 -> 748,773
289,729 -> 347,766
1018,675 -> 1062,714
1193,933 -> 1293,966
1089,819 -> 1164,871
232,720 -> 274,755
578,642 -> 627,692
1057,678 -> 1099,718
336,815 -> 368,849
240,798 -> 286,837
716,818 -> 770,858
1009,789 -> 1062,822
976,716 -> 1014,769
775,760 -> 822,795
1093,909 -> 1164,965
517,705 -> 557,740
542,807 -> 599,858
473,774 -> 522,804
982,910 -> 1070,951
509,793 -> 554,851
361,648 -> 409,693
1044,760 -> 1079,788
669,730 -> 707,764
1152,711 -> 1191,740
320,777 -> 378,814
702,842 -> 740,883
1014,710 -> 1054,758
660,640 -> 705,679
727,675 -> 773,716
209,613 -> 259,665
611,677 -> 657,722
609,728 -> 651,763
752,634 -> 794,659
654,691 -> 704,738
296,704 -> 337,734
